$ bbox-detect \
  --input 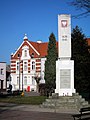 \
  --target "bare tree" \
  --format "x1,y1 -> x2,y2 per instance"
69,0 -> 90,17
34,73 -> 41,93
